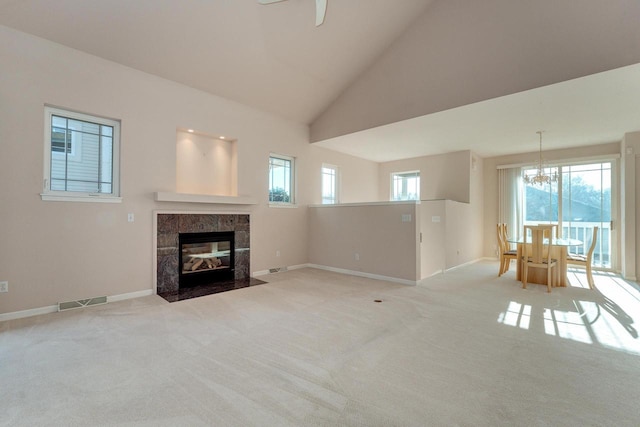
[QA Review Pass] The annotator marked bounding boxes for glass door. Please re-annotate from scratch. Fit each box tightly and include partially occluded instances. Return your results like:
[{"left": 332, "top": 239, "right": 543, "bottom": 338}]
[
  {"left": 521, "top": 161, "right": 613, "bottom": 269},
  {"left": 560, "top": 162, "right": 612, "bottom": 268}
]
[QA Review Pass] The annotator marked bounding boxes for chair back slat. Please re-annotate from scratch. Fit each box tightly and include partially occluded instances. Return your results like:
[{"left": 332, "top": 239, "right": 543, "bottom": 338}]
[
  {"left": 537, "top": 223, "right": 559, "bottom": 238},
  {"left": 497, "top": 224, "right": 503, "bottom": 253},
  {"left": 586, "top": 226, "right": 599, "bottom": 258},
  {"left": 501, "top": 224, "right": 510, "bottom": 251},
  {"left": 524, "top": 225, "right": 555, "bottom": 263},
  {"left": 522, "top": 224, "right": 557, "bottom": 292}
]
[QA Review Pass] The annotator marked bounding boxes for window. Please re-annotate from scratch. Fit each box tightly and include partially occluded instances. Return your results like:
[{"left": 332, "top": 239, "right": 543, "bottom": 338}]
[
  {"left": 321, "top": 164, "right": 338, "bottom": 204},
  {"left": 42, "top": 106, "right": 120, "bottom": 202},
  {"left": 391, "top": 171, "right": 420, "bottom": 201},
  {"left": 269, "top": 154, "right": 295, "bottom": 204}
]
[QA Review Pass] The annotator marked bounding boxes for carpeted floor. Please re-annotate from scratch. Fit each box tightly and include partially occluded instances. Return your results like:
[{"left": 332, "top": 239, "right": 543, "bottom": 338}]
[{"left": 1, "top": 261, "right": 639, "bottom": 426}]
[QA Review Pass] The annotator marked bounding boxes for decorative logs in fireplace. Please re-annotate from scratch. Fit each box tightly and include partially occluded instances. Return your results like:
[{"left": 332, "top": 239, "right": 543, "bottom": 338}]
[{"left": 179, "top": 231, "right": 235, "bottom": 286}]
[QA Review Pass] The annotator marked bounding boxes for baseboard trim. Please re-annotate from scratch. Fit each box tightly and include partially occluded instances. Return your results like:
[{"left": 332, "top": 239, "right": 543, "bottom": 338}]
[
  {"left": 307, "top": 264, "right": 417, "bottom": 286},
  {"left": 0, "top": 305, "right": 59, "bottom": 322},
  {"left": 444, "top": 258, "right": 484, "bottom": 273},
  {"left": 252, "top": 269, "right": 270, "bottom": 277},
  {"left": 253, "top": 264, "right": 311, "bottom": 277},
  {"left": 108, "top": 289, "right": 154, "bottom": 303},
  {"left": 0, "top": 288, "right": 155, "bottom": 323},
  {"left": 253, "top": 263, "right": 416, "bottom": 285}
]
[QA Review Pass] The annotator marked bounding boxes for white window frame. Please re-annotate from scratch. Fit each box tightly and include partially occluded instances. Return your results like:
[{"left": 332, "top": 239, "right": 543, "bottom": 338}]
[
  {"left": 268, "top": 153, "right": 296, "bottom": 206},
  {"left": 321, "top": 163, "right": 339, "bottom": 204},
  {"left": 41, "top": 106, "right": 121, "bottom": 203},
  {"left": 391, "top": 170, "right": 420, "bottom": 201}
]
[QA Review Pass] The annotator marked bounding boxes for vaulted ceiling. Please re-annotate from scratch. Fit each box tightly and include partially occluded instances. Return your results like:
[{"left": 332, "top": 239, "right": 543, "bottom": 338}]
[{"left": 1, "top": 0, "right": 640, "bottom": 161}]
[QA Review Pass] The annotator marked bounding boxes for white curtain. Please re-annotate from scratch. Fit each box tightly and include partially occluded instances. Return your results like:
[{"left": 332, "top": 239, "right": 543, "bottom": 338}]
[{"left": 497, "top": 167, "right": 523, "bottom": 239}]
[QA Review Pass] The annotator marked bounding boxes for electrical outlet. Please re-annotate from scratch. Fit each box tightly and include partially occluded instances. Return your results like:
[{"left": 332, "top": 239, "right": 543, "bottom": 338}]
[
  {"left": 276, "top": 250, "right": 281, "bottom": 257},
  {"left": 127, "top": 213, "right": 135, "bottom": 222},
  {"left": 0, "top": 281, "right": 8, "bottom": 293},
  {"left": 355, "top": 253, "right": 360, "bottom": 261}
]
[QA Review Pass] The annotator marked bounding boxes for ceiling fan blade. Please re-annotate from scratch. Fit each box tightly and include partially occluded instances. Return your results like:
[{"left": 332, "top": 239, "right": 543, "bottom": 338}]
[
  {"left": 315, "top": 0, "right": 327, "bottom": 26},
  {"left": 259, "top": 0, "right": 327, "bottom": 26}
]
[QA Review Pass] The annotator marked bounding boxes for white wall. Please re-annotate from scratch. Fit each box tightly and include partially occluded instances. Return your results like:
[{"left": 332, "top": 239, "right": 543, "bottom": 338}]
[
  {"left": 444, "top": 200, "right": 477, "bottom": 269},
  {"left": 418, "top": 201, "right": 446, "bottom": 278},
  {"left": 379, "top": 151, "right": 471, "bottom": 203},
  {"left": 622, "top": 132, "right": 640, "bottom": 280},
  {"left": 0, "top": 25, "right": 380, "bottom": 314},
  {"left": 380, "top": 150, "right": 484, "bottom": 273},
  {"left": 308, "top": 203, "right": 419, "bottom": 282},
  {"left": 306, "top": 146, "right": 379, "bottom": 205}
]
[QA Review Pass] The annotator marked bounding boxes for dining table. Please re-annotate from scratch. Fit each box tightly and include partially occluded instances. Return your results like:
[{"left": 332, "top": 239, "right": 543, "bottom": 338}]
[{"left": 507, "top": 236, "right": 583, "bottom": 287}]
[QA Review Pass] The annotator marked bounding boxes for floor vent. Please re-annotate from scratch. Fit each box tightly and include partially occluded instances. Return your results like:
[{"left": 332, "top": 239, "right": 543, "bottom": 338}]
[
  {"left": 58, "top": 296, "right": 108, "bottom": 312},
  {"left": 269, "top": 267, "right": 288, "bottom": 274}
]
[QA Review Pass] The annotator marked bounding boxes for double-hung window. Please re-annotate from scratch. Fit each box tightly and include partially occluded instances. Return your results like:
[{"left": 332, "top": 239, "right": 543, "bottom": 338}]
[
  {"left": 391, "top": 171, "right": 420, "bottom": 201},
  {"left": 321, "top": 164, "right": 338, "bottom": 204},
  {"left": 269, "top": 153, "right": 295, "bottom": 205},
  {"left": 42, "top": 106, "right": 121, "bottom": 202}
]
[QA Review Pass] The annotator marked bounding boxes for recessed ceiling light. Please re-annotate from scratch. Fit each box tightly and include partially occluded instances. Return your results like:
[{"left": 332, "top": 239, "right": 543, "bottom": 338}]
[
  {"left": 220, "top": 136, "right": 225, "bottom": 140},
  {"left": 187, "top": 129, "right": 194, "bottom": 133}
]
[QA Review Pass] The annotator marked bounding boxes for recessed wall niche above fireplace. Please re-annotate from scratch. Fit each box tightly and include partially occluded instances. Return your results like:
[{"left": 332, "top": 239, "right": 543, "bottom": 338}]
[
  {"left": 176, "top": 130, "right": 237, "bottom": 197},
  {"left": 156, "top": 213, "right": 251, "bottom": 300}
]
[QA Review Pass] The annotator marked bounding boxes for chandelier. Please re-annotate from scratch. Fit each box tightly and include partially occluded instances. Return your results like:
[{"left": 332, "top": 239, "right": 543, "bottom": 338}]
[{"left": 523, "top": 131, "right": 558, "bottom": 186}]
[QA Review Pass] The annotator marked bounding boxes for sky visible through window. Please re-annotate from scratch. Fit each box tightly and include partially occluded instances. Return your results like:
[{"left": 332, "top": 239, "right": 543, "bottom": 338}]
[{"left": 269, "top": 155, "right": 292, "bottom": 203}]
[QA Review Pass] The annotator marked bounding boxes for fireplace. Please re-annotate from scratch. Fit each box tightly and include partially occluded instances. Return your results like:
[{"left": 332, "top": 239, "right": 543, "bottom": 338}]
[
  {"left": 156, "top": 213, "right": 263, "bottom": 302},
  {"left": 179, "top": 231, "right": 235, "bottom": 286},
  {"left": 156, "top": 213, "right": 251, "bottom": 298}
]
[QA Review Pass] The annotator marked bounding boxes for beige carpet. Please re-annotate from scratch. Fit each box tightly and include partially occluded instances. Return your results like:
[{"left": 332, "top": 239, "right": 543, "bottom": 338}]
[{"left": 1, "top": 261, "right": 639, "bottom": 426}]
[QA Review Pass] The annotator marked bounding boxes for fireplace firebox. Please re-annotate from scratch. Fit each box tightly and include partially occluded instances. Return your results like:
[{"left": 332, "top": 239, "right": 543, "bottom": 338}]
[{"left": 179, "top": 231, "right": 235, "bottom": 286}]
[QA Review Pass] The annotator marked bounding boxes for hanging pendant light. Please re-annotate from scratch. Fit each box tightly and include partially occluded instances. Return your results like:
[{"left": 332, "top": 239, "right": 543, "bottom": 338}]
[{"left": 523, "top": 131, "right": 558, "bottom": 185}]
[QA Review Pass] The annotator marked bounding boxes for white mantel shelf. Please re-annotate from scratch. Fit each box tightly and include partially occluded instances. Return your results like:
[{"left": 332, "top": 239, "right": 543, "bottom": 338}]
[{"left": 154, "top": 192, "right": 257, "bottom": 205}]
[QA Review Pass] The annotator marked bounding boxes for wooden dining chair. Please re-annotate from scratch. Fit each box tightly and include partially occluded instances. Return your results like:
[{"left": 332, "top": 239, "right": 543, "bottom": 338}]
[
  {"left": 496, "top": 224, "right": 505, "bottom": 275},
  {"left": 567, "top": 227, "right": 598, "bottom": 289},
  {"left": 537, "top": 223, "right": 560, "bottom": 238},
  {"left": 522, "top": 225, "right": 557, "bottom": 292},
  {"left": 497, "top": 224, "right": 517, "bottom": 276}
]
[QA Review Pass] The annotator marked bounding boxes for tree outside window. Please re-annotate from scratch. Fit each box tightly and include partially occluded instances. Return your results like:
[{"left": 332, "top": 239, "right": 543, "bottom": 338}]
[{"left": 269, "top": 154, "right": 294, "bottom": 204}]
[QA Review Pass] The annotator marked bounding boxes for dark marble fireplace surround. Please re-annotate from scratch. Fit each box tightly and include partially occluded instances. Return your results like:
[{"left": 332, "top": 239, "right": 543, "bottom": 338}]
[{"left": 156, "top": 213, "right": 250, "bottom": 296}]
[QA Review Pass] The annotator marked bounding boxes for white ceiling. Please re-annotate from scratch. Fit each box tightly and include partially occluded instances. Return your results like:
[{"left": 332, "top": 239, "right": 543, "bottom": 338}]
[
  {"left": 315, "top": 63, "right": 640, "bottom": 162},
  {"left": 1, "top": 0, "right": 639, "bottom": 162},
  {"left": 0, "top": 0, "right": 433, "bottom": 125}
]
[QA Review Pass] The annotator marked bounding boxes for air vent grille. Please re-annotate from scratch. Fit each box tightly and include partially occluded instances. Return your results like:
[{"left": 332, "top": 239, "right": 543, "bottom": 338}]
[{"left": 58, "top": 296, "right": 107, "bottom": 311}]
